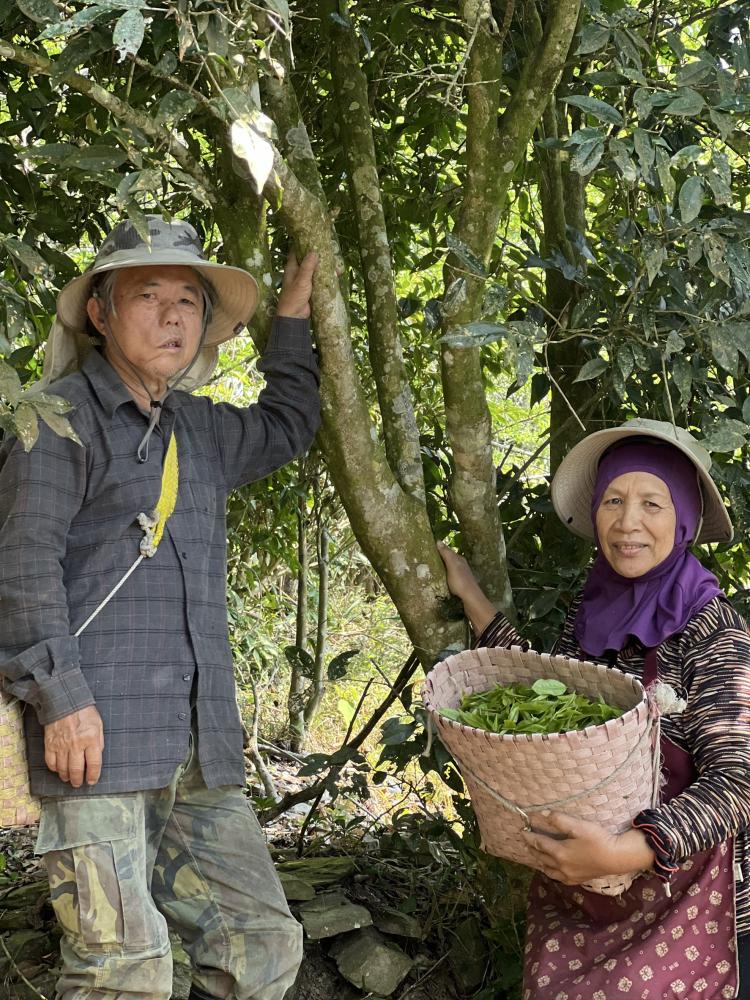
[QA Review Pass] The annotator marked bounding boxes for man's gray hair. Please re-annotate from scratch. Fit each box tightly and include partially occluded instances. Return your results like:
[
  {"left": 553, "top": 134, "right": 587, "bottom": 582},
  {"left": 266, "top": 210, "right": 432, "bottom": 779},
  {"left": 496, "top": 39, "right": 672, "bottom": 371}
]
[{"left": 89, "top": 267, "right": 216, "bottom": 336}]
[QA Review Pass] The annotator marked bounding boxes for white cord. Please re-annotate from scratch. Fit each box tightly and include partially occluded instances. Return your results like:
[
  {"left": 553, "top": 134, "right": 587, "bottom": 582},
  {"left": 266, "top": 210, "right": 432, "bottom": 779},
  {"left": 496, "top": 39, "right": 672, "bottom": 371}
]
[{"left": 73, "top": 555, "right": 144, "bottom": 637}]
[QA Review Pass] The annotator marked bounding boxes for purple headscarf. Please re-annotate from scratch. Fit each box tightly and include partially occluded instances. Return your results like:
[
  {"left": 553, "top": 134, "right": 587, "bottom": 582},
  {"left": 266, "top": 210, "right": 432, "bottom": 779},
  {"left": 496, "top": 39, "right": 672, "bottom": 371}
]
[{"left": 573, "top": 439, "right": 724, "bottom": 656}]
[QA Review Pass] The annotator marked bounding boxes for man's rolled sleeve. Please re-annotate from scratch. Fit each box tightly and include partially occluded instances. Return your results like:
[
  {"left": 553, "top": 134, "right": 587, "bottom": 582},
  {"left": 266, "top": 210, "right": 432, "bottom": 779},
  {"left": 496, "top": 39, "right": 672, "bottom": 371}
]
[
  {"left": 0, "top": 421, "right": 92, "bottom": 723},
  {"left": 4, "top": 637, "right": 94, "bottom": 725},
  {"left": 215, "top": 316, "right": 321, "bottom": 491}
]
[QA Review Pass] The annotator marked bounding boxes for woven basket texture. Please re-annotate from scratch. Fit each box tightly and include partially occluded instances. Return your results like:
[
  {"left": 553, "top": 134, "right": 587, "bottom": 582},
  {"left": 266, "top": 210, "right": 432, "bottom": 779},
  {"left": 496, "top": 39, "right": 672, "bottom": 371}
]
[
  {"left": 0, "top": 684, "right": 40, "bottom": 827},
  {"left": 423, "top": 646, "right": 657, "bottom": 896}
]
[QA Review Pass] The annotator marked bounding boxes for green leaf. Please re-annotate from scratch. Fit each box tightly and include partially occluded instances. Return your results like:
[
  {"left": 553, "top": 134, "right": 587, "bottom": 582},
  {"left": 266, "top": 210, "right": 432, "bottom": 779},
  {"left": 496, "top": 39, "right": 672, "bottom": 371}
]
[
  {"left": 442, "top": 276, "right": 468, "bottom": 319},
  {"left": 336, "top": 699, "right": 355, "bottom": 728},
  {"left": 670, "top": 145, "right": 703, "bottom": 169},
  {"left": 711, "top": 326, "right": 737, "bottom": 375},
  {"left": 33, "top": 403, "right": 83, "bottom": 446},
  {"left": 678, "top": 176, "right": 704, "bottom": 224},
  {"left": 565, "top": 95, "right": 623, "bottom": 126},
  {"left": 446, "top": 232, "right": 486, "bottom": 277},
  {"left": 380, "top": 718, "right": 417, "bottom": 745},
  {"left": 327, "top": 649, "right": 359, "bottom": 681},
  {"left": 16, "top": 0, "right": 60, "bottom": 25},
  {"left": 573, "top": 357, "right": 608, "bottom": 382},
  {"left": 703, "top": 420, "right": 748, "bottom": 454},
  {"left": 284, "top": 645, "right": 315, "bottom": 680},
  {"left": 664, "top": 331, "right": 685, "bottom": 359},
  {"left": 633, "top": 128, "right": 654, "bottom": 170},
  {"left": 156, "top": 90, "right": 199, "bottom": 124},
  {"left": 532, "top": 678, "right": 567, "bottom": 697},
  {"left": 645, "top": 244, "right": 666, "bottom": 285},
  {"left": 616, "top": 344, "right": 634, "bottom": 381},
  {"left": 2, "top": 237, "right": 48, "bottom": 276},
  {"left": 665, "top": 89, "right": 705, "bottom": 117},
  {"left": 570, "top": 136, "right": 605, "bottom": 175},
  {"left": 482, "top": 283, "right": 509, "bottom": 318},
  {"left": 726, "top": 321, "right": 750, "bottom": 361},
  {"left": 654, "top": 148, "right": 675, "bottom": 204},
  {"left": 113, "top": 8, "right": 145, "bottom": 60},
  {"left": 671, "top": 355, "right": 692, "bottom": 403},
  {"left": 63, "top": 146, "right": 129, "bottom": 171},
  {"left": 710, "top": 109, "right": 734, "bottom": 140},
  {"left": 707, "top": 167, "right": 732, "bottom": 207},
  {"left": 0, "top": 361, "right": 23, "bottom": 405},
  {"left": 704, "top": 235, "right": 731, "bottom": 285},
  {"left": 441, "top": 322, "right": 508, "bottom": 348},
  {"left": 11, "top": 401, "right": 39, "bottom": 452},
  {"left": 211, "top": 87, "right": 259, "bottom": 124},
  {"left": 632, "top": 88, "right": 654, "bottom": 119},
  {"left": 576, "top": 23, "right": 610, "bottom": 55},
  {"left": 38, "top": 4, "right": 108, "bottom": 39},
  {"left": 609, "top": 138, "right": 638, "bottom": 183}
]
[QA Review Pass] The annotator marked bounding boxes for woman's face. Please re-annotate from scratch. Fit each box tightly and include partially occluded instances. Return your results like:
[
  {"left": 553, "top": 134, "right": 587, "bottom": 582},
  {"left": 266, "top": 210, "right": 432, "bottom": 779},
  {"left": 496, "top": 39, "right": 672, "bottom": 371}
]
[{"left": 595, "top": 471, "right": 677, "bottom": 578}]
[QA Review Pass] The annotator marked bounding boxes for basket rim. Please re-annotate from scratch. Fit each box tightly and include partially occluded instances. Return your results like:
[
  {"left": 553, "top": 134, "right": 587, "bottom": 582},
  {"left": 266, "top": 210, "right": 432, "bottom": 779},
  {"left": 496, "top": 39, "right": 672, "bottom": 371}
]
[{"left": 423, "top": 645, "right": 648, "bottom": 744}]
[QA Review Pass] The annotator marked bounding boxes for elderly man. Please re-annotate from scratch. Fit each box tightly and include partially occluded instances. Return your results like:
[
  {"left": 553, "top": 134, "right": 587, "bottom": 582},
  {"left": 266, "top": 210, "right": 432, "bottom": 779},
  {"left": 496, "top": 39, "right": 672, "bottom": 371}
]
[{"left": 0, "top": 216, "right": 320, "bottom": 1000}]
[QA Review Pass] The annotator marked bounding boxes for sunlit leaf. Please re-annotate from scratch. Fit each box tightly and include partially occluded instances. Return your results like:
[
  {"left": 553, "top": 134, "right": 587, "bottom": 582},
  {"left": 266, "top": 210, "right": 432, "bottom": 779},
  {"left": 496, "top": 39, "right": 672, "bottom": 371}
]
[
  {"left": 446, "top": 233, "right": 486, "bottom": 277},
  {"left": 573, "top": 357, "right": 608, "bottom": 382},
  {"left": 112, "top": 8, "right": 145, "bottom": 60},
  {"left": 566, "top": 95, "right": 623, "bottom": 126},
  {"left": 231, "top": 119, "right": 276, "bottom": 196},
  {"left": 16, "top": 0, "right": 60, "bottom": 25},
  {"left": 678, "top": 176, "right": 704, "bottom": 224},
  {"left": 703, "top": 420, "right": 748, "bottom": 454},
  {"left": 0, "top": 361, "right": 23, "bottom": 405}
]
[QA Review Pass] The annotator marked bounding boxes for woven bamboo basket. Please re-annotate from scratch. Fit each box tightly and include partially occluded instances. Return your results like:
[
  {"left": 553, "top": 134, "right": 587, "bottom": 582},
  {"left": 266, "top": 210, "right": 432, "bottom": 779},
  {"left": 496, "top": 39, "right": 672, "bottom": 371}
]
[
  {"left": 0, "top": 683, "right": 40, "bottom": 827},
  {"left": 423, "top": 646, "right": 658, "bottom": 896}
]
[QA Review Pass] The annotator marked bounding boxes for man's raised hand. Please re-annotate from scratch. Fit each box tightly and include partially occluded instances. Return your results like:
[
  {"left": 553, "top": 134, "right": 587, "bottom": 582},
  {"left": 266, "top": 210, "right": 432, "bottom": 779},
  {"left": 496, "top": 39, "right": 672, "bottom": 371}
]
[{"left": 276, "top": 252, "right": 319, "bottom": 319}]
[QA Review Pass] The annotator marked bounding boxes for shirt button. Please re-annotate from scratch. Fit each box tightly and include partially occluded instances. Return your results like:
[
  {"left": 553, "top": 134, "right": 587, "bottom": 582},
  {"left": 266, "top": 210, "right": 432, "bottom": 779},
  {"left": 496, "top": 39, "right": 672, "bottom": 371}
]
[
  {"left": 182, "top": 674, "right": 191, "bottom": 682},
  {"left": 178, "top": 712, "right": 187, "bottom": 721}
]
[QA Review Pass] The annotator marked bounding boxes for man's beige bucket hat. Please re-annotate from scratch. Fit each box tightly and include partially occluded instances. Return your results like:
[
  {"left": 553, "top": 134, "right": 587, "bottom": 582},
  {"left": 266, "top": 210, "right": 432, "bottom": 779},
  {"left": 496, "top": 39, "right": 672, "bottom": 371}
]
[
  {"left": 551, "top": 418, "right": 733, "bottom": 545},
  {"left": 43, "top": 215, "right": 258, "bottom": 390}
]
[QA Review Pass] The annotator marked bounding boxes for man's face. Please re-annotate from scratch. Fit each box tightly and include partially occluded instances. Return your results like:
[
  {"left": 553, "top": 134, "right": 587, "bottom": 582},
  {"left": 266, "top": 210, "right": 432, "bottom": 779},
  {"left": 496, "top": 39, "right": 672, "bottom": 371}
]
[{"left": 87, "top": 265, "right": 205, "bottom": 387}]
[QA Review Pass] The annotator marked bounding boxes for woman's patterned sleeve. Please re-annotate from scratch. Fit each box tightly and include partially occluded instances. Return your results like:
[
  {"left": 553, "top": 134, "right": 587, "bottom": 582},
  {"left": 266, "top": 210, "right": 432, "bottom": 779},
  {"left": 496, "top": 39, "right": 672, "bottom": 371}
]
[
  {"left": 633, "top": 608, "right": 750, "bottom": 870},
  {"left": 474, "top": 613, "right": 527, "bottom": 650}
]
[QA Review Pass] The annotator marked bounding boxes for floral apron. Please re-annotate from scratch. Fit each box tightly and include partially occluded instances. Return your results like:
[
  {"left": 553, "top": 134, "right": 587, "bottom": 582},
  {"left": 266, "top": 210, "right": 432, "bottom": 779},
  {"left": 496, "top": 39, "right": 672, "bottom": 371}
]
[{"left": 523, "top": 650, "right": 738, "bottom": 999}]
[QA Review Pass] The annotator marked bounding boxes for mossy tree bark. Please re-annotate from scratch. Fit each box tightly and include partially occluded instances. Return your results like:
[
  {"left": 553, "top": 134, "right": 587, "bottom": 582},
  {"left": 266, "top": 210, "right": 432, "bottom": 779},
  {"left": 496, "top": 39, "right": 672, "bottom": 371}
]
[{"left": 439, "top": 0, "right": 582, "bottom": 611}]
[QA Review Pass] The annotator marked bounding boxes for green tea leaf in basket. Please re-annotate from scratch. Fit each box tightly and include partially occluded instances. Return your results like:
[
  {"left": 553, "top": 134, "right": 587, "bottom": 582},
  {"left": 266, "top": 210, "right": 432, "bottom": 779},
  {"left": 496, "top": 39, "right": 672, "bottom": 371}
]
[
  {"left": 439, "top": 678, "right": 624, "bottom": 736},
  {"left": 532, "top": 678, "right": 567, "bottom": 697}
]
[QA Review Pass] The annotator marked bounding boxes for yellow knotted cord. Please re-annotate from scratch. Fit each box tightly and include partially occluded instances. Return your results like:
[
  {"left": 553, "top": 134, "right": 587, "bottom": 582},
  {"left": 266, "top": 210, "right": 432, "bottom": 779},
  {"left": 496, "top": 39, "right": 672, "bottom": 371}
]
[
  {"left": 137, "top": 433, "right": 179, "bottom": 557},
  {"left": 74, "top": 434, "right": 179, "bottom": 637}
]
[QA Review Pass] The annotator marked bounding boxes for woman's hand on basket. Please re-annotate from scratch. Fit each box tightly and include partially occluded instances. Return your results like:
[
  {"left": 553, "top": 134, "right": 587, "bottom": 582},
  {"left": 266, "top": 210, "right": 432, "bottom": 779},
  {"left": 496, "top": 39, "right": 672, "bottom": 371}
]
[{"left": 522, "top": 810, "right": 655, "bottom": 884}]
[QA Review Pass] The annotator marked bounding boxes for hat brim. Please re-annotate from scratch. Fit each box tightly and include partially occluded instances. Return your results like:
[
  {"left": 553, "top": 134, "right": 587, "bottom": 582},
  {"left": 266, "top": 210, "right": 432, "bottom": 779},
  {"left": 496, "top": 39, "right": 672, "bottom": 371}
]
[
  {"left": 56, "top": 249, "right": 258, "bottom": 347},
  {"left": 551, "top": 425, "right": 733, "bottom": 545}
]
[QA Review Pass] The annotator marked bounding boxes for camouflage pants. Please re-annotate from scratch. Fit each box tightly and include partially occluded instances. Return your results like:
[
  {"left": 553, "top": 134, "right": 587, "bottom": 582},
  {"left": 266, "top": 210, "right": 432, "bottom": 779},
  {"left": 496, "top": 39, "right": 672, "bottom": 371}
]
[{"left": 35, "top": 734, "right": 302, "bottom": 1000}]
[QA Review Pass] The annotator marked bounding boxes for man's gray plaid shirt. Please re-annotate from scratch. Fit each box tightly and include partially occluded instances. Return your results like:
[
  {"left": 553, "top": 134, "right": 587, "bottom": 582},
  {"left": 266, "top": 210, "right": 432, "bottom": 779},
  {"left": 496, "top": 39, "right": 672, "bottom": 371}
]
[{"left": 0, "top": 318, "right": 320, "bottom": 796}]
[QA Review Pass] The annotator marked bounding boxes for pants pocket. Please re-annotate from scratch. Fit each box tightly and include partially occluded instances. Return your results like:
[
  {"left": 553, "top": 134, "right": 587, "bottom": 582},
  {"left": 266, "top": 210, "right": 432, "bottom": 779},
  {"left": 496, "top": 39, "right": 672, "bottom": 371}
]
[{"left": 38, "top": 794, "right": 162, "bottom": 951}]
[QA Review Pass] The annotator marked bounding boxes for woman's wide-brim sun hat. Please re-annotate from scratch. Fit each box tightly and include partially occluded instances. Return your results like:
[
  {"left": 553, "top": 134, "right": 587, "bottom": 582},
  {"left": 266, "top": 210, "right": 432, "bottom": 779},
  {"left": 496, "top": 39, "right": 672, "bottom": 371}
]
[
  {"left": 44, "top": 215, "right": 259, "bottom": 390},
  {"left": 551, "top": 418, "right": 733, "bottom": 545}
]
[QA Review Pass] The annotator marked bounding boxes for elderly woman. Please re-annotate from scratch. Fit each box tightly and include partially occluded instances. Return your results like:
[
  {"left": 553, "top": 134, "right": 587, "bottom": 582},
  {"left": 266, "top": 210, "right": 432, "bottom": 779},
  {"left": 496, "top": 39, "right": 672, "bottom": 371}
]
[{"left": 439, "top": 418, "right": 750, "bottom": 1000}]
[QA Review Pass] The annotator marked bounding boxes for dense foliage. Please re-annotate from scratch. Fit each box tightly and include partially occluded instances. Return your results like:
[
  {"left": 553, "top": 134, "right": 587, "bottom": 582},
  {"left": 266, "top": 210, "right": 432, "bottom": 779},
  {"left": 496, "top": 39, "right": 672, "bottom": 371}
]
[{"left": 1, "top": 4, "right": 749, "bottom": 992}]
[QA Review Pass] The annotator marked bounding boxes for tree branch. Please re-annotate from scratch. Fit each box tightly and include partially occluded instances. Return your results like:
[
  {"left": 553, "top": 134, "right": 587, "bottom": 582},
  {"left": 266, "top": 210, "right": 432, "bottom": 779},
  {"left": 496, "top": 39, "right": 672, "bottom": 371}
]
[
  {"left": 261, "top": 652, "right": 420, "bottom": 823},
  {"left": 325, "top": 3, "right": 426, "bottom": 503},
  {"left": 439, "top": 0, "right": 581, "bottom": 611}
]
